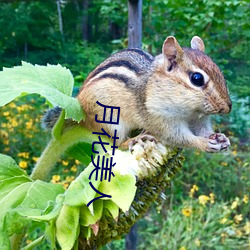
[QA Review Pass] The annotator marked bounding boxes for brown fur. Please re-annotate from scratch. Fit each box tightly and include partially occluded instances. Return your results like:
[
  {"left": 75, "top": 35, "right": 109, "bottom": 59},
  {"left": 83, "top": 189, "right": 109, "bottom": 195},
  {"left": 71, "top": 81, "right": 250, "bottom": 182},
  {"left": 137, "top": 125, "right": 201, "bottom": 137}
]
[{"left": 77, "top": 36, "right": 231, "bottom": 152}]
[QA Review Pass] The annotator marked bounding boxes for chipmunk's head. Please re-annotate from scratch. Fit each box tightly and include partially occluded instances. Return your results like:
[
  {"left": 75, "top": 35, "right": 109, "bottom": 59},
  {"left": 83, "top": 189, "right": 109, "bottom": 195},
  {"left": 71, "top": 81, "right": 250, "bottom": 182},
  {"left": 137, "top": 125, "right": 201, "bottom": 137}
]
[{"left": 158, "top": 36, "right": 232, "bottom": 115}]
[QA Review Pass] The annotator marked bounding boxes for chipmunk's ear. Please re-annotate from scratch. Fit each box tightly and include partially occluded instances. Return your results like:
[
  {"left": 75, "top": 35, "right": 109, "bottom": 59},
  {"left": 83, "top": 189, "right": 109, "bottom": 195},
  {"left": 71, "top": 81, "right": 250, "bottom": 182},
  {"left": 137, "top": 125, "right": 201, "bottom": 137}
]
[
  {"left": 191, "top": 36, "right": 205, "bottom": 52},
  {"left": 162, "top": 36, "right": 184, "bottom": 63}
]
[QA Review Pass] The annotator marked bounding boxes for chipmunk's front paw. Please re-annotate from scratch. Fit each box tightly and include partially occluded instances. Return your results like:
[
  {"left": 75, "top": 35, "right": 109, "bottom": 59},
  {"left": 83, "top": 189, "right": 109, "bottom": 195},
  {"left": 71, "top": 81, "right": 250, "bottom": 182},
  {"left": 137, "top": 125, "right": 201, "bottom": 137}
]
[
  {"left": 206, "top": 133, "right": 230, "bottom": 152},
  {"left": 129, "top": 134, "right": 156, "bottom": 152}
]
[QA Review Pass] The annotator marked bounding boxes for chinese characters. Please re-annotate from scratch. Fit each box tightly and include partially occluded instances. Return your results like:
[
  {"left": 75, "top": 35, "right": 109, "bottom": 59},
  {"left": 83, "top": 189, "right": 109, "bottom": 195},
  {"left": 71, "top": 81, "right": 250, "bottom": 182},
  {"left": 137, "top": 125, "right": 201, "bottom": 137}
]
[{"left": 87, "top": 101, "right": 120, "bottom": 207}]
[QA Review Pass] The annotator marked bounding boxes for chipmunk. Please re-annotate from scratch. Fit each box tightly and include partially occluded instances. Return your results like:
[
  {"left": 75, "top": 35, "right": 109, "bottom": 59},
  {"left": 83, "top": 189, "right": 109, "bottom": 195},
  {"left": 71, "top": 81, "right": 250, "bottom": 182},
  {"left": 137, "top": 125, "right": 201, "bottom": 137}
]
[{"left": 44, "top": 36, "right": 232, "bottom": 153}]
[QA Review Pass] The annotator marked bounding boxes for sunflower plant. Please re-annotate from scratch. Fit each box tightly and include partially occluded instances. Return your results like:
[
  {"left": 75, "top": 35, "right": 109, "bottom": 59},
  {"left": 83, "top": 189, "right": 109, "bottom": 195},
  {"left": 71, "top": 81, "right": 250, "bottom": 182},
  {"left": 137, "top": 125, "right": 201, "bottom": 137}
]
[{"left": 0, "top": 62, "right": 182, "bottom": 249}]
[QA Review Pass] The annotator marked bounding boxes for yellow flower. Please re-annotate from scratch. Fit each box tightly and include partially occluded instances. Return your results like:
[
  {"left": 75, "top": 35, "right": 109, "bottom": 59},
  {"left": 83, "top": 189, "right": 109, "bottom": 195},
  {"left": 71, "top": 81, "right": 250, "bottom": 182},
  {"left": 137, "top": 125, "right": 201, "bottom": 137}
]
[
  {"left": 182, "top": 207, "right": 192, "bottom": 217},
  {"left": 9, "top": 102, "right": 16, "bottom": 108},
  {"left": 17, "top": 106, "right": 24, "bottom": 112},
  {"left": 0, "top": 130, "right": 8, "bottom": 138},
  {"left": 26, "top": 121, "right": 33, "bottom": 129},
  {"left": 220, "top": 217, "right": 228, "bottom": 224},
  {"left": 3, "top": 138, "right": 9, "bottom": 145},
  {"left": 209, "top": 193, "right": 215, "bottom": 204},
  {"left": 71, "top": 165, "right": 77, "bottom": 172},
  {"left": 234, "top": 214, "right": 243, "bottom": 224},
  {"left": 19, "top": 161, "right": 28, "bottom": 169},
  {"left": 198, "top": 195, "right": 210, "bottom": 206},
  {"left": 75, "top": 159, "right": 81, "bottom": 165},
  {"left": 179, "top": 247, "right": 186, "bottom": 250},
  {"left": 231, "top": 198, "right": 240, "bottom": 209},
  {"left": 26, "top": 239, "right": 32, "bottom": 244},
  {"left": 243, "top": 195, "right": 248, "bottom": 204},
  {"left": 51, "top": 175, "right": 61, "bottom": 183},
  {"left": 66, "top": 176, "right": 75, "bottom": 182},
  {"left": 221, "top": 232, "right": 227, "bottom": 238},
  {"left": 18, "top": 152, "right": 30, "bottom": 159},
  {"left": 17, "top": 105, "right": 31, "bottom": 112},
  {"left": 4, "top": 147, "right": 10, "bottom": 152},
  {"left": 244, "top": 221, "right": 250, "bottom": 234},
  {"left": 3, "top": 111, "right": 9, "bottom": 116},
  {"left": 189, "top": 184, "right": 199, "bottom": 197},
  {"left": 27, "top": 134, "right": 33, "bottom": 139},
  {"left": 194, "top": 238, "right": 201, "bottom": 247},
  {"left": 32, "top": 157, "right": 39, "bottom": 162},
  {"left": 62, "top": 160, "right": 69, "bottom": 166},
  {"left": 221, "top": 162, "right": 228, "bottom": 167},
  {"left": 11, "top": 119, "right": 18, "bottom": 127},
  {"left": 232, "top": 150, "right": 237, "bottom": 156},
  {"left": 236, "top": 229, "right": 243, "bottom": 237},
  {"left": 235, "top": 157, "right": 242, "bottom": 163}
]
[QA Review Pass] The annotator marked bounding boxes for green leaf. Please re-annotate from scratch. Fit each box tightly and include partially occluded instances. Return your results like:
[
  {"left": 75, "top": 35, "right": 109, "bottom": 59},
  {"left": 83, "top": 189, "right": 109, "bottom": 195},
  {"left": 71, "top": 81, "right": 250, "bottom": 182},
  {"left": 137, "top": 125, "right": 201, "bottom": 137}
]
[
  {"left": 0, "top": 231, "right": 10, "bottom": 250},
  {"left": 0, "top": 181, "right": 64, "bottom": 238},
  {"left": 0, "top": 154, "right": 30, "bottom": 181},
  {"left": 64, "top": 165, "right": 100, "bottom": 209},
  {"left": 20, "top": 181, "right": 64, "bottom": 212},
  {"left": 45, "top": 220, "right": 56, "bottom": 249},
  {"left": 79, "top": 200, "right": 103, "bottom": 227},
  {"left": 0, "top": 183, "right": 33, "bottom": 247},
  {"left": 0, "top": 154, "right": 65, "bottom": 243},
  {"left": 103, "top": 200, "right": 119, "bottom": 219},
  {"left": 99, "top": 169, "right": 136, "bottom": 212},
  {"left": 27, "top": 200, "right": 63, "bottom": 222},
  {"left": 0, "top": 182, "right": 32, "bottom": 217},
  {"left": 0, "top": 176, "right": 31, "bottom": 201},
  {"left": 56, "top": 205, "right": 80, "bottom": 250},
  {"left": 21, "top": 235, "right": 45, "bottom": 250},
  {"left": 2, "top": 210, "right": 30, "bottom": 237},
  {"left": 66, "top": 142, "right": 94, "bottom": 166},
  {"left": 80, "top": 226, "right": 92, "bottom": 240},
  {"left": 0, "top": 62, "right": 85, "bottom": 122},
  {"left": 65, "top": 151, "right": 137, "bottom": 213}
]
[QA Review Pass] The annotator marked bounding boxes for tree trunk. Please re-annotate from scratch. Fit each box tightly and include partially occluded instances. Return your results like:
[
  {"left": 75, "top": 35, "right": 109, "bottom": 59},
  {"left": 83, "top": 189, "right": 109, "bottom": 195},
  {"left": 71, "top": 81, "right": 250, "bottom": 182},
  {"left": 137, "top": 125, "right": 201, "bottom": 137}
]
[
  {"left": 82, "top": 0, "right": 89, "bottom": 41},
  {"left": 125, "top": 223, "right": 137, "bottom": 250},
  {"left": 56, "top": 0, "right": 63, "bottom": 36},
  {"left": 128, "top": 0, "right": 142, "bottom": 48}
]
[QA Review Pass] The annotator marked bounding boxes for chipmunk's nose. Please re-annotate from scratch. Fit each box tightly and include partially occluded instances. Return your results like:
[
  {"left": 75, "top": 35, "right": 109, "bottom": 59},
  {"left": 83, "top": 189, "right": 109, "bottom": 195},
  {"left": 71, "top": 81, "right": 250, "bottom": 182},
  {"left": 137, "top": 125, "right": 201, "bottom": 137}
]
[
  {"left": 228, "top": 101, "right": 232, "bottom": 112},
  {"left": 219, "top": 101, "right": 232, "bottom": 114}
]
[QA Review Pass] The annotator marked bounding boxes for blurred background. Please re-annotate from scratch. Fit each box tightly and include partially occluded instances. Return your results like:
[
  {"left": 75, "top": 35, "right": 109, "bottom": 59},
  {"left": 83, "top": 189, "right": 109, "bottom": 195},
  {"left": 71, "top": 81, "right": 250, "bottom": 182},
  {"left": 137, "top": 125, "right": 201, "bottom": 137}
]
[{"left": 0, "top": 0, "right": 249, "bottom": 249}]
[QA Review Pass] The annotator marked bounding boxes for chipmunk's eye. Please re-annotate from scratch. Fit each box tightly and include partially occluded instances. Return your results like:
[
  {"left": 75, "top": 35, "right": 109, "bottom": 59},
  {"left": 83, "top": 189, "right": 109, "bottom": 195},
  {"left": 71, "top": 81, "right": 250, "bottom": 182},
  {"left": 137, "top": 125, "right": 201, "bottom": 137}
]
[{"left": 190, "top": 72, "right": 204, "bottom": 87}]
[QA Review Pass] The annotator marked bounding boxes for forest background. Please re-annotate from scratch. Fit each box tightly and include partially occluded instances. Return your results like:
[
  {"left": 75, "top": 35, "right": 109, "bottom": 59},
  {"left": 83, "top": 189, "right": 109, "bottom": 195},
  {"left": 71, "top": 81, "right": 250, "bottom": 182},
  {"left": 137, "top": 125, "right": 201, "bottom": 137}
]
[{"left": 0, "top": 0, "right": 249, "bottom": 249}]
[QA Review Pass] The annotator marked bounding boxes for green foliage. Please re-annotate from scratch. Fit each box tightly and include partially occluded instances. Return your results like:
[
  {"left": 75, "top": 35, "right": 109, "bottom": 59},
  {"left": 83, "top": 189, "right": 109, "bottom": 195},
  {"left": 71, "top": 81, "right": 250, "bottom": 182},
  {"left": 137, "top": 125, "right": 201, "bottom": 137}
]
[
  {"left": 0, "top": 62, "right": 84, "bottom": 121},
  {"left": 177, "top": 147, "right": 250, "bottom": 202},
  {"left": 108, "top": 142, "right": 250, "bottom": 249},
  {"left": 0, "top": 0, "right": 249, "bottom": 100},
  {"left": 0, "top": 128, "right": 169, "bottom": 249},
  {"left": 66, "top": 142, "right": 94, "bottom": 166},
  {"left": 0, "top": 62, "right": 180, "bottom": 249},
  {"left": 142, "top": 0, "right": 250, "bottom": 99},
  {"left": 61, "top": 42, "right": 110, "bottom": 86},
  {"left": 138, "top": 197, "right": 249, "bottom": 249},
  {"left": 0, "top": 1, "right": 249, "bottom": 249},
  {"left": 0, "top": 62, "right": 138, "bottom": 248},
  {"left": 0, "top": 154, "right": 64, "bottom": 249},
  {"left": 214, "top": 96, "right": 250, "bottom": 140},
  {"left": 0, "top": 68, "right": 249, "bottom": 249}
]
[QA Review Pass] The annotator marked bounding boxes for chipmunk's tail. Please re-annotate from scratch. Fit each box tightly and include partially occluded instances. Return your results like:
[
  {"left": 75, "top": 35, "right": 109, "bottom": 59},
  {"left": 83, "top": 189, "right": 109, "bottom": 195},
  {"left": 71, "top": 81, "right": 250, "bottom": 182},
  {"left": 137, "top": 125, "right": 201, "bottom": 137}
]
[{"left": 41, "top": 106, "right": 62, "bottom": 130}]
